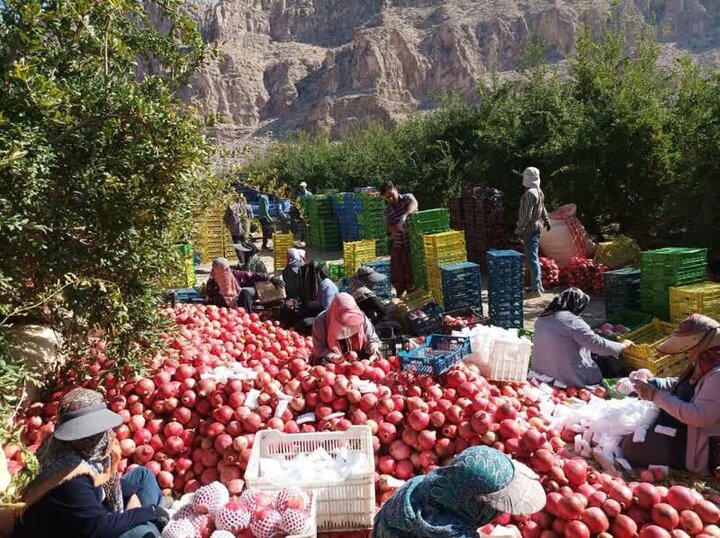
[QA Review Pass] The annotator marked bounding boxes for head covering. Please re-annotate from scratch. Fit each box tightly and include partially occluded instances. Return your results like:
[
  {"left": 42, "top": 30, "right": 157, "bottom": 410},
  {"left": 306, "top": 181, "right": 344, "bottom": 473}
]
[
  {"left": 352, "top": 266, "right": 387, "bottom": 288},
  {"left": 211, "top": 257, "right": 242, "bottom": 307},
  {"left": 541, "top": 288, "right": 590, "bottom": 317},
  {"left": 326, "top": 293, "right": 366, "bottom": 354},
  {"left": 300, "top": 182, "right": 307, "bottom": 188},
  {"left": 657, "top": 314, "right": 720, "bottom": 355},
  {"left": 287, "top": 248, "right": 307, "bottom": 265},
  {"left": 301, "top": 260, "right": 330, "bottom": 301},
  {"left": 373, "top": 446, "right": 546, "bottom": 538},
  {"left": 522, "top": 167, "right": 541, "bottom": 189},
  {"left": 23, "top": 389, "right": 124, "bottom": 512}
]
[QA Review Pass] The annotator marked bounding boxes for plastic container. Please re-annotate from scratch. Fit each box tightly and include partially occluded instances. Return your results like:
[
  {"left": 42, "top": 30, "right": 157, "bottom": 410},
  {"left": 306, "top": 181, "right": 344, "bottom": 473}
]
[
  {"left": 244, "top": 427, "right": 375, "bottom": 533},
  {"left": 405, "top": 301, "right": 444, "bottom": 336},
  {"left": 273, "top": 232, "right": 295, "bottom": 272},
  {"left": 464, "top": 325, "right": 532, "bottom": 382},
  {"left": 399, "top": 334, "right": 471, "bottom": 376},
  {"left": 621, "top": 319, "right": 686, "bottom": 375},
  {"left": 669, "top": 282, "right": 720, "bottom": 324}
]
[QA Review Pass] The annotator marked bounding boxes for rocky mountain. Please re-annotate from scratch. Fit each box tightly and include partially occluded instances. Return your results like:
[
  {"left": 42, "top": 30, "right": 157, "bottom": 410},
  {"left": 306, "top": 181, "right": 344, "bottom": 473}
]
[{"left": 177, "top": 0, "right": 720, "bottom": 165}]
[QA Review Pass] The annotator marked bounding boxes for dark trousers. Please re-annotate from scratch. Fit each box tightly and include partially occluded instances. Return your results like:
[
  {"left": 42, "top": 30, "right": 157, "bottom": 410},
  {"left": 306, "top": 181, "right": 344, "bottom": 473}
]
[
  {"left": 390, "top": 243, "right": 414, "bottom": 297},
  {"left": 231, "top": 234, "right": 247, "bottom": 264},
  {"left": 238, "top": 287, "right": 256, "bottom": 314},
  {"left": 259, "top": 218, "right": 273, "bottom": 249}
]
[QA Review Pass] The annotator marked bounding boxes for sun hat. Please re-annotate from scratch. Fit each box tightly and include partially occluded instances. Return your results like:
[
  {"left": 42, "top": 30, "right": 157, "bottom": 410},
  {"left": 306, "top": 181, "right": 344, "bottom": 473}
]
[
  {"left": 657, "top": 313, "right": 720, "bottom": 355},
  {"left": 352, "top": 266, "right": 387, "bottom": 286},
  {"left": 53, "top": 388, "right": 124, "bottom": 442}
]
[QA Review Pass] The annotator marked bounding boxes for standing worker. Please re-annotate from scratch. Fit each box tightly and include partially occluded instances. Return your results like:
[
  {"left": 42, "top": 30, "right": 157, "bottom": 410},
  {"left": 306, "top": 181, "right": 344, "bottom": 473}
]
[
  {"left": 298, "top": 182, "right": 312, "bottom": 197},
  {"left": 258, "top": 193, "right": 273, "bottom": 251},
  {"left": 380, "top": 181, "right": 418, "bottom": 298},
  {"left": 224, "top": 192, "right": 254, "bottom": 264},
  {"left": 516, "top": 167, "right": 551, "bottom": 299}
]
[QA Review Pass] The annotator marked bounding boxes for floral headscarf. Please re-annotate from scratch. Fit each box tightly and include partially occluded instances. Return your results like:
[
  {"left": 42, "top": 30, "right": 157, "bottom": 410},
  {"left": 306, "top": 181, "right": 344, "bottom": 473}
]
[
  {"left": 23, "top": 388, "right": 123, "bottom": 513},
  {"left": 541, "top": 288, "right": 590, "bottom": 317}
]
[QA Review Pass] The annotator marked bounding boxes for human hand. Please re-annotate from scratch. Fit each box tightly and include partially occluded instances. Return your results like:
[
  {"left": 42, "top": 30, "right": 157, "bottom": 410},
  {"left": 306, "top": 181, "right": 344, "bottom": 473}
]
[
  {"left": 153, "top": 505, "right": 171, "bottom": 526},
  {"left": 368, "top": 343, "right": 381, "bottom": 361},
  {"left": 620, "top": 339, "right": 634, "bottom": 350},
  {"left": 327, "top": 353, "right": 343, "bottom": 364},
  {"left": 632, "top": 379, "right": 659, "bottom": 402},
  {"left": 126, "top": 494, "right": 141, "bottom": 510}
]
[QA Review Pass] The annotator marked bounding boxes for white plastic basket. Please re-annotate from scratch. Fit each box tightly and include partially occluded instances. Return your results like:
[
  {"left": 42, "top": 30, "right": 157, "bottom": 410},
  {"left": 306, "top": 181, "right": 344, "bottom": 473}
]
[
  {"left": 288, "top": 492, "right": 318, "bottom": 538},
  {"left": 484, "top": 337, "right": 532, "bottom": 382},
  {"left": 245, "top": 426, "right": 376, "bottom": 532}
]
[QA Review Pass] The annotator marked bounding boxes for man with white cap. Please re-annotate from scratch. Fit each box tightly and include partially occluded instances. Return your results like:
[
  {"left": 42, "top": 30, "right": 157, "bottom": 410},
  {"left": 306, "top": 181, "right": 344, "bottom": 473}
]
[
  {"left": 298, "top": 181, "right": 312, "bottom": 198},
  {"left": 623, "top": 314, "right": 720, "bottom": 474},
  {"left": 516, "top": 167, "right": 551, "bottom": 299}
]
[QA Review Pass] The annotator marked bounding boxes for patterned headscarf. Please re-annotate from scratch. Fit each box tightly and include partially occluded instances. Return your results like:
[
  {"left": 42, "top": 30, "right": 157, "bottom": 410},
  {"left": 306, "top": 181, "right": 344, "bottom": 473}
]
[
  {"left": 373, "top": 446, "right": 513, "bottom": 537},
  {"left": 23, "top": 389, "right": 123, "bottom": 512},
  {"left": 211, "top": 257, "right": 242, "bottom": 307},
  {"left": 541, "top": 288, "right": 590, "bottom": 317}
]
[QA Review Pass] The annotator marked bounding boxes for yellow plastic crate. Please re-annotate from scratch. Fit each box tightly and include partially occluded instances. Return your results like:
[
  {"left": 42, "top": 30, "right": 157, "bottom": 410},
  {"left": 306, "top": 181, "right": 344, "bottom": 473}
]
[
  {"left": 669, "top": 282, "right": 720, "bottom": 324},
  {"left": 273, "top": 232, "right": 296, "bottom": 272},
  {"left": 423, "top": 231, "right": 467, "bottom": 307},
  {"left": 621, "top": 319, "right": 684, "bottom": 375},
  {"left": 343, "top": 240, "right": 377, "bottom": 275},
  {"left": 593, "top": 235, "right": 641, "bottom": 269}
]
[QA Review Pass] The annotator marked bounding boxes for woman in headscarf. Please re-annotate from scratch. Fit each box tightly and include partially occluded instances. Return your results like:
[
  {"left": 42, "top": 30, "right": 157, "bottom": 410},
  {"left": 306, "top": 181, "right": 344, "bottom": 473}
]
[
  {"left": 311, "top": 293, "right": 381, "bottom": 364},
  {"left": 623, "top": 314, "right": 720, "bottom": 474},
  {"left": 531, "top": 288, "right": 633, "bottom": 387},
  {"left": 515, "top": 167, "right": 551, "bottom": 298},
  {"left": 373, "top": 445, "right": 546, "bottom": 538},
  {"left": 348, "top": 266, "right": 395, "bottom": 324},
  {"left": 282, "top": 248, "right": 307, "bottom": 300},
  {"left": 13, "top": 388, "right": 169, "bottom": 538},
  {"left": 204, "top": 257, "right": 283, "bottom": 314},
  {"left": 301, "top": 260, "right": 338, "bottom": 314}
]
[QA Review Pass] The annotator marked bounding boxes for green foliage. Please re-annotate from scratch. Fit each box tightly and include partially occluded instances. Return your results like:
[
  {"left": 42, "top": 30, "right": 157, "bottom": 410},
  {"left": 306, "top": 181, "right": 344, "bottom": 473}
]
[
  {"left": 0, "top": 0, "right": 213, "bottom": 377},
  {"left": 239, "top": 18, "right": 720, "bottom": 256}
]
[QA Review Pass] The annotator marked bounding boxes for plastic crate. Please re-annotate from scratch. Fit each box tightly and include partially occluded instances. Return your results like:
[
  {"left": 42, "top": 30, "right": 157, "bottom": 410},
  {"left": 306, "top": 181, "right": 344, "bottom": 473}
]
[
  {"left": 245, "top": 427, "right": 375, "bottom": 532},
  {"left": 621, "top": 319, "right": 687, "bottom": 375},
  {"left": 442, "top": 306, "right": 487, "bottom": 333},
  {"left": 399, "top": 334, "right": 471, "bottom": 376},
  {"left": 593, "top": 235, "right": 641, "bottom": 269},
  {"left": 483, "top": 336, "right": 532, "bottom": 382},
  {"left": 669, "top": 282, "right": 720, "bottom": 324},
  {"left": 406, "top": 300, "right": 444, "bottom": 336},
  {"left": 343, "top": 240, "right": 377, "bottom": 275},
  {"left": 440, "top": 261, "right": 483, "bottom": 311},
  {"left": 604, "top": 268, "right": 641, "bottom": 316},
  {"left": 273, "top": 232, "right": 295, "bottom": 272},
  {"left": 487, "top": 250, "right": 523, "bottom": 329},
  {"left": 603, "top": 309, "right": 653, "bottom": 331}
]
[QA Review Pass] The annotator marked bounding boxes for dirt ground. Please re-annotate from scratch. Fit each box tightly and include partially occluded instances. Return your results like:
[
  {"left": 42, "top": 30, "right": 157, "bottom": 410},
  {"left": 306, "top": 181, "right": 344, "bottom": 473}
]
[{"left": 196, "top": 236, "right": 609, "bottom": 331}]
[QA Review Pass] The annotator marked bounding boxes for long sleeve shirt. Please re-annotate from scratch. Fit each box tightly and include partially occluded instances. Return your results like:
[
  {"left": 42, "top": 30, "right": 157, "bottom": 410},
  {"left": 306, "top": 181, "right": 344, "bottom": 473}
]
[
  {"left": 204, "top": 269, "right": 270, "bottom": 307},
  {"left": 312, "top": 310, "right": 381, "bottom": 359},
  {"left": 14, "top": 475, "right": 155, "bottom": 538},
  {"left": 258, "top": 195, "right": 271, "bottom": 220},
  {"left": 224, "top": 202, "right": 253, "bottom": 237},
  {"left": 516, "top": 188, "right": 550, "bottom": 236}
]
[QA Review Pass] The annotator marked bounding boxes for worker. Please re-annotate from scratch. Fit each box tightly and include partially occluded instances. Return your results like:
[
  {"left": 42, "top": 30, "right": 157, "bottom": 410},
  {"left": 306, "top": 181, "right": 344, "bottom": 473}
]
[
  {"left": 282, "top": 248, "right": 307, "bottom": 300},
  {"left": 311, "top": 293, "right": 381, "bottom": 364},
  {"left": 380, "top": 181, "right": 418, "bottom": 298},
  {"left": 531, "top": 288, "right": 633, "bottom": 386},
  {"left": 277, "top": 199, "right": 292, "bottom": 234},
  {"left": 373, "top": 445, "right": 546, "bottom": 538},
  {"left": 298, "top": 181, "right": 312, "bottom": 197},
  {"left": 13, "top": 388, "right": 170, "bottom": 538},
  {"left": 516, "top": 167, "right": 551, "bottom": 299},
  {"left": 348, "top": 266, "right": 394, "bottom": 324},
  {"left": 624, "top": 314, "right": 720, "bottom": 474},
  {"left": 258, "top": 193, "right": 273, "bottom": 251},
  {"left": 223, "top": 192, "right": 254, "bottom": 264},
  {"left": 205, "top": 257, "right": 283, "bottom": 313},
  {"left": 300, "top": 260, "right": 338, "bottom": 314}
]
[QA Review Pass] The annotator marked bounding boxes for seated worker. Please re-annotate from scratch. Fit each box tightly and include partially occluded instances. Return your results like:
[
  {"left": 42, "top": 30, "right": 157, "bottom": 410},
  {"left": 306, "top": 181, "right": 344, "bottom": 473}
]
[
  {"left": 13, "top": 388, "right": 170, "bottom": 538},
  {"left": 301, "top": 260, "right": 338, "bottom": 315},
  {"left": 623, "top": 314, "right": 720, "bottom": 475},
  {"left": 373, "top": 445, "right": 546, "bottom": 538},
  {"left": 205, "top": 257, "right": 283, "bottom": 313},
  {"left": 348, "top": 266, "right": 395, "bottom": 324},
  {"left": 282, "top": 248, "right": 307, "bottom": 300},
  {"left": 236, "top": 240, "right": 268, "bottom": 274},
  {"left": 311, "top": 293, "right": 381, "bottom": 364},
  {"left": 531, "top": 288, "right": 633, "bottom": 386}
]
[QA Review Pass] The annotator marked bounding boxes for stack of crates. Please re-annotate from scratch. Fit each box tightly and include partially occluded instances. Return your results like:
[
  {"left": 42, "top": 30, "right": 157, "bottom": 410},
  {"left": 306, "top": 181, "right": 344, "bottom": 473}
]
[
  {"left": 441, "top": 261, "right": 483, "bottom": 312},
  {"left": 272, "top": 232, "right": 295, "bottom": 272},
  {"left": 343, "top": 240, "right": 377, "bottom": 275},
  {"left": 330, "top": 193, "right": 362, "bottom": 242},
  {"left": 356, "top": 194, "right": 388, "bottom": 256},
  {"left": 604, "top": 268, "right": 641, "bottom": 318},
  {"left": 487, "top": 249, "right": 523, "bottom": 329},
  {"left": 423, "top": 231, "right": 467, "bottom": 306},
  {"left": 640, "top": 248, "right": 707, "bottom": 320},
  {"left": 669, "top": 282, "right": 720, "bottom": 323},
  {"left": 300, "top": 195, "right": 341, "bottom": 252},
  {"left": 408, "top": 209, "right": 451, "bottom": 290},
  {"left": 363, "top": 260, "right": 391, "bottom": 298},
  {"left": 194, "top": 205, "right": 234, "bottom": 262},
  {"left": 451, "top": 184, "right": 507, "bottom": 269}
]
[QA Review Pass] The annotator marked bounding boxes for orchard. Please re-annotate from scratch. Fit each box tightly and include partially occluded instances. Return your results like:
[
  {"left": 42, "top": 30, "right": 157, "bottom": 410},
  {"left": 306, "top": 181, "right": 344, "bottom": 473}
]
[{"left": 8, "top": 304, "right": 720, "bottom": 537}]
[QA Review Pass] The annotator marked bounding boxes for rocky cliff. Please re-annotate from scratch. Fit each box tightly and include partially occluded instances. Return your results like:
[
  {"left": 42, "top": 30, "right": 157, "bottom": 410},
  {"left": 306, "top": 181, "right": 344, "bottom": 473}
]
[{"left": 177, "top": 0, "right": 720, "bottom": 164}]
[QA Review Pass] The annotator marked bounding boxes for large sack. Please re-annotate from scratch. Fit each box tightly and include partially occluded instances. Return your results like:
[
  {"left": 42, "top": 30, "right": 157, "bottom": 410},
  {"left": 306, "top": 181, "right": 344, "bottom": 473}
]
[{"left": 540, "top": 204, "right": 596, "bottom": 268}]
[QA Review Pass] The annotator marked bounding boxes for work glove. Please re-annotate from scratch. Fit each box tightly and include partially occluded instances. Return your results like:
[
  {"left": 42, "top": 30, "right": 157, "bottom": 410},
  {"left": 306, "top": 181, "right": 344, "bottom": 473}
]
[
  {"left": 152, "top": 505, "right": 171, "bottom": 528},
  {"left": 270, "top": 276, "right": 285, "bottom": 289}
]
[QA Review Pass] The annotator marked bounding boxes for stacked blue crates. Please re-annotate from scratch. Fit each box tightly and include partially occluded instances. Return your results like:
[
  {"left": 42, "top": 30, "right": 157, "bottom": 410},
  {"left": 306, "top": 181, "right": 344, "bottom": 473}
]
[
  {"left": 487, "top": 250, "right": 523, "bottom": 329},
  {"left": 363, "top": 260, "right": 392, "bottom": 299},
  {"left": 440, "top": 261, "right": 483, "bottom": 312},
  {"left": 331, "top": 193, "right": 362, "bottom": 242}
]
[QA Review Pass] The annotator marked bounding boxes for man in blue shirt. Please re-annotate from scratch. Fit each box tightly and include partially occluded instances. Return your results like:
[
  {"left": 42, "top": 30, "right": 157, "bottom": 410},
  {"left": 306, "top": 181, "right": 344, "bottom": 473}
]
[
  {"left": 277, "top": 198, "right": 292, "bottom": 233},
  {"left": 258, "top": 193, "right": 273, "bottom": 250}
]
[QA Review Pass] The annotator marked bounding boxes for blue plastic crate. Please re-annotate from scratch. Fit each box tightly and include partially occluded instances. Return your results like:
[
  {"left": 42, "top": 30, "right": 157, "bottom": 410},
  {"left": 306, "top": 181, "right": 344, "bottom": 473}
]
[
  {"left": 399, "top": 334, "right": 471, "bottom": 376},
  {"left": 364, "top": 260, "right": 392, "bottom": 299},
  {"left": 406, "top": 301, "right": 444, "bottom": 336}
]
